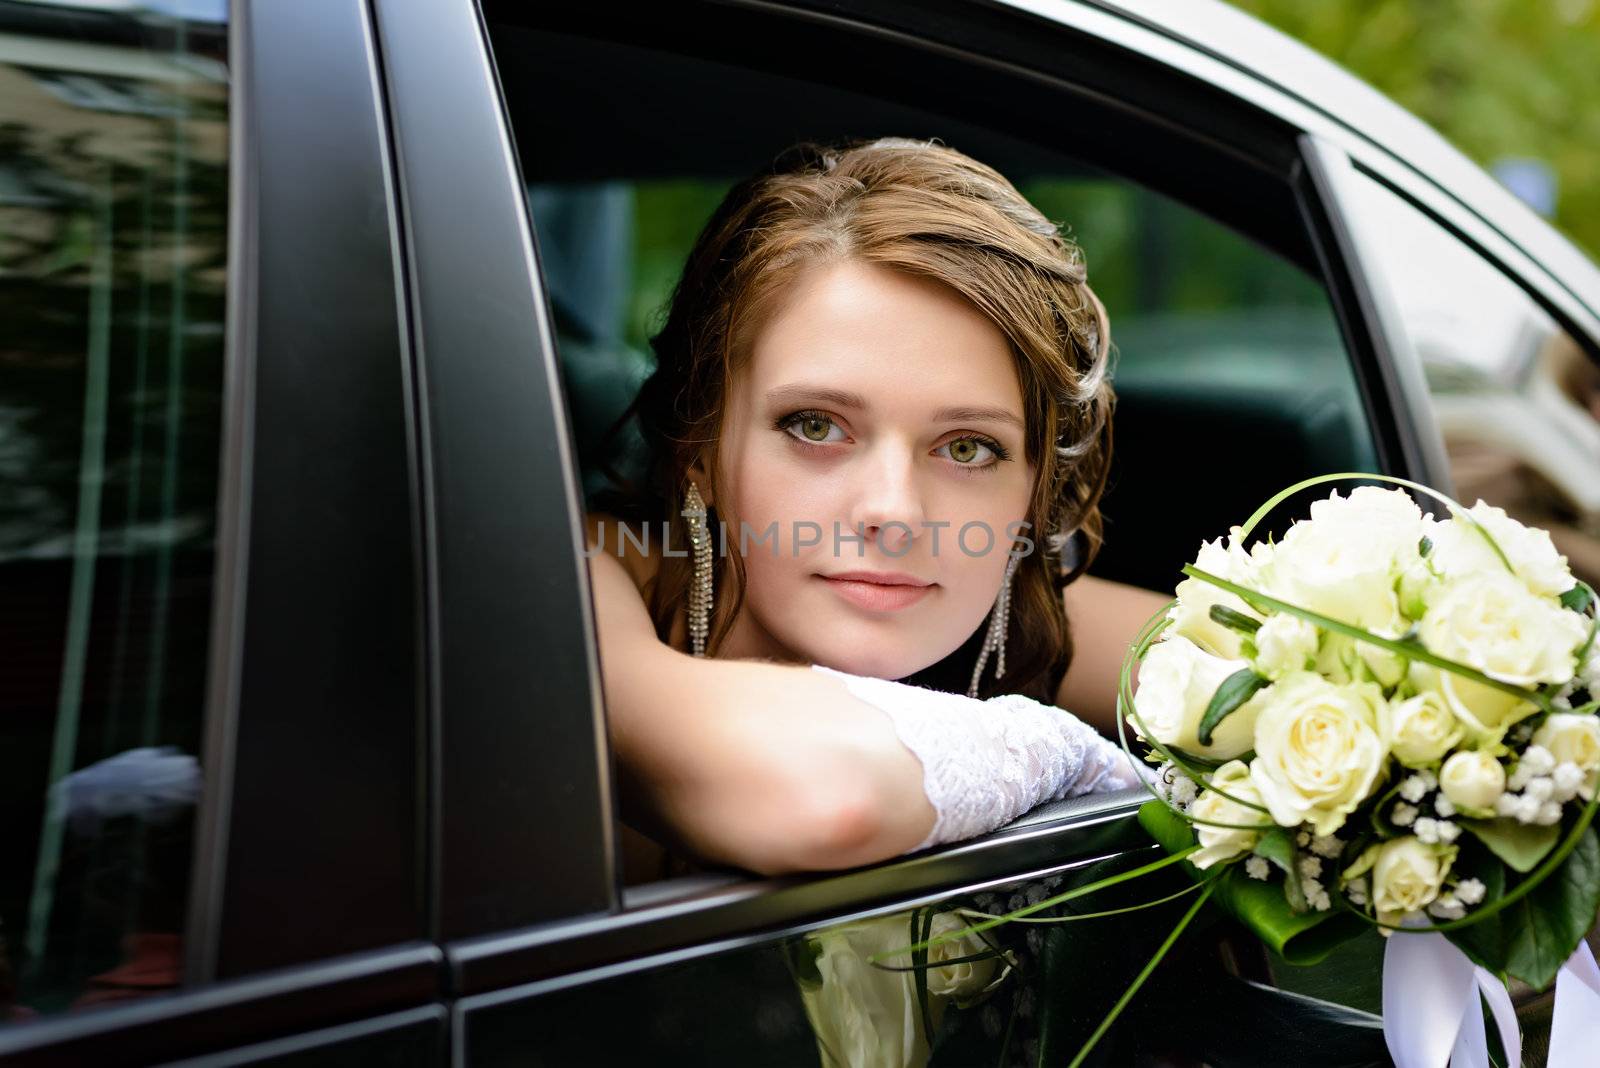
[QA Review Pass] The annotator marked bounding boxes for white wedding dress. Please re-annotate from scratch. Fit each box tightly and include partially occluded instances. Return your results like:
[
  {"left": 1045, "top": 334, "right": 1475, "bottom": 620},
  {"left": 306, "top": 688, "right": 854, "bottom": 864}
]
[{"left": 811, "top": 665, "right": 1146, "bottom": 853}]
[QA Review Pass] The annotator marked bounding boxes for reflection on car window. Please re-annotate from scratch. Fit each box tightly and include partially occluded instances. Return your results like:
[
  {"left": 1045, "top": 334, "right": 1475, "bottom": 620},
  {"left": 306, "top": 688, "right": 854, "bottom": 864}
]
[
  {"left": 0, "top": 1, "right": 228, "bottom": 1019},
  {"left": 1348, "top": 174, "right": 1600, "bottom": 589}
]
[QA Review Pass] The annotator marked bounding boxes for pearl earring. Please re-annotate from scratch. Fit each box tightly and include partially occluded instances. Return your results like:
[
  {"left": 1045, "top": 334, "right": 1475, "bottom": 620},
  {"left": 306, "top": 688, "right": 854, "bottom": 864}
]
[
  {"left": 968, "top": 552, "right": 1019, "bottom": 698},
  {"left": 684, "top": 482, "right": 713, "bottom": 657}
]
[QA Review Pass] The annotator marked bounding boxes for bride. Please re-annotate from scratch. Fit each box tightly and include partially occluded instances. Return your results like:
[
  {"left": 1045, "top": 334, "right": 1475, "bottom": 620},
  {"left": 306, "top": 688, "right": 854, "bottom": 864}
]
[{"left": 583, "top": 137, "right": 1170, "bottom": 883}]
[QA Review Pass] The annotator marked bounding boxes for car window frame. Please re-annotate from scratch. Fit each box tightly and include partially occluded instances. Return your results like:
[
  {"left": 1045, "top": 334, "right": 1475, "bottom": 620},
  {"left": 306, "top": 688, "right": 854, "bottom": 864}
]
[{"left": 1, "top": 0, "right": 442, "bottom": 1061}]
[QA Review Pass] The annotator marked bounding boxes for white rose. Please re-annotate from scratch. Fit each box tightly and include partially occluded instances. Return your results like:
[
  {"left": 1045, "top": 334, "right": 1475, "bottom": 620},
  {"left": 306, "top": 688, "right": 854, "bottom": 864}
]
[
  {"left": 1344, "top": 836, "right": 1457, "bottom": 927},
  {"left": 1438, "top": 750, "right": 1506, "bottom": 812},
  {"left": 1428, "top": 501, "right": 1575, "bottom": 599},
  {"left": 1253, "top": 614, "right": 1320, "bottom": 680},
  {"left": 1383, "top": 690, "right": 1464, "bottom": 767},
  {"left": 1419, "top": 571, "right": 1588, "bottom": 688},
  {"left": 924, "top": 912, "right": 1013, "bottom": 1006},
  {"left": 799, "top": 913, "right": 934, "bottom": 1068},
  {"left": 1188, "top": 760, "right": 1268, "bottom": 869},
  {"left": 1131, "top": 634, "right": 1259, "bottom": 759},
  {"left": 1168, "top": 527, "right": 1263, "bottom": 659},
  {"left": 1408, "top": 662, "right": 1538, "bottom": 747},
  {"left": 1247, "top": 672, "right": 1388, "bottom": 836},
  {"left": 1257, "top": 487, "right": 1424, "bottom": 632},
  {"left": 1532, "top": 714, "right": 1600, "bottom": 801}
]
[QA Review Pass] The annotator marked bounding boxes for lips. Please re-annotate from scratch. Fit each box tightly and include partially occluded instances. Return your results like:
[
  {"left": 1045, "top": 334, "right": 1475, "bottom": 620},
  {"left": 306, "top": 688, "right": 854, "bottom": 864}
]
[{"left": 817, "top": 571, "right": 936, "bottom": 612}]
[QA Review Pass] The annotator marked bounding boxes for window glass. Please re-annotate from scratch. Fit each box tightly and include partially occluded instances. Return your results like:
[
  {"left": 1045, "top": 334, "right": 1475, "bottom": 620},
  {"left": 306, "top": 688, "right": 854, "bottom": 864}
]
[
  {"left": 0, "top": 1, "right": 229, "bottom": 1018},
  {"left": 1348, "top": 173, "right": 1600, "bottom": 590}
]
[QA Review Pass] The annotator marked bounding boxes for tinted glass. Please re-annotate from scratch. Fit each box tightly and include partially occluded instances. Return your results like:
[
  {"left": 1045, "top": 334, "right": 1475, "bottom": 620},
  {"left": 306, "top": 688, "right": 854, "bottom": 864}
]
[{"left": 0, "top": 0, "right": 228, "bottom": 1018}]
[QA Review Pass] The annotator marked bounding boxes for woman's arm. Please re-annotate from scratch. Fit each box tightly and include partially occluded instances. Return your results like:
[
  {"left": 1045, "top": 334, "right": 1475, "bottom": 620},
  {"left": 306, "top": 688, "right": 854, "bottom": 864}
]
[
  {"left": 1056, "top": 574, "right": 1173, "bottom": 735},
  {"left": 587, "top": 530, "right": 937, "bottom": 876}
]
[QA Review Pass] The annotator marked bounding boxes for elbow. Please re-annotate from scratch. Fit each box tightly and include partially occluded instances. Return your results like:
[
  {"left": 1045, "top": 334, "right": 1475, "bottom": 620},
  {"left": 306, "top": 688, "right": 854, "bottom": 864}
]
[{"left": 748, "top": 778, "right": 887, "bottom": 877}]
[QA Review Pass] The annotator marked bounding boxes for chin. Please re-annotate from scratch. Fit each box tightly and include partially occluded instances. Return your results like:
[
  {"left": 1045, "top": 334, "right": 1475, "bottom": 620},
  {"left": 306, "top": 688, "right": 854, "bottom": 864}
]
[{"left": 793, "top": 624, "right": 951, "bottom": 682}]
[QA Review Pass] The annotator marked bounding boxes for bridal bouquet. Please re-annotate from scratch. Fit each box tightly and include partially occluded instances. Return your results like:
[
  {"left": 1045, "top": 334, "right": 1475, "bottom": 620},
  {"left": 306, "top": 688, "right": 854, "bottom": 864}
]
[{"left": 1122, "top": 473, "right": 1600, "bottom": 1067}]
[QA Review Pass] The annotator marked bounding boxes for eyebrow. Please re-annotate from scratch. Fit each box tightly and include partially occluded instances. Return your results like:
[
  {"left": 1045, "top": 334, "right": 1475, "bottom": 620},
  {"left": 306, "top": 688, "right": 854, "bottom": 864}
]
[{"left": 766, "top": 383, "right": 1024, "bottom": 430}]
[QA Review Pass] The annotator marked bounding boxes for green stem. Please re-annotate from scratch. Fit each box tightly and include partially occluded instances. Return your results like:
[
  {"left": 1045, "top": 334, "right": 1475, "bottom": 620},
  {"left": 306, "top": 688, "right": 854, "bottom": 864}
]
[
  {"left": 957, "top": 875, "right": 1212, "bottom": 924},
  {"left": 867, "top": 846, "right": 1200, "bottom": 962},
  {"left": 1182, "top": 564, "right": 1553, "bottom": 715},
  {"left": 1065, "top": 882, "right": 1216, "bottom": 1068}
]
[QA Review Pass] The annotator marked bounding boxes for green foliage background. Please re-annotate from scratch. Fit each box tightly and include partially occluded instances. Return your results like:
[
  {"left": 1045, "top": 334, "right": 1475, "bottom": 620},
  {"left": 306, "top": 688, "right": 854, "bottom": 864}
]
[{"left": 1229, "top": 0, "right": 1600, "bottom": 259}]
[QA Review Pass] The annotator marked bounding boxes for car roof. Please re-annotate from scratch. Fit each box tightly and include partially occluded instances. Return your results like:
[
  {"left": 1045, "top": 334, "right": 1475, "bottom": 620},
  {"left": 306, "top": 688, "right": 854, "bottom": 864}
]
[{"left": 998, "top": 0, "right": 1600, "bottom": 327}]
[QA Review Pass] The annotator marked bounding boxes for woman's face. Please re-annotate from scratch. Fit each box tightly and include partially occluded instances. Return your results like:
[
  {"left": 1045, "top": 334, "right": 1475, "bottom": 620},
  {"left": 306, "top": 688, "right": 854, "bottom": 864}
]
[{"left": 710, "top": 258, "right": 1037, "bottom": 679}]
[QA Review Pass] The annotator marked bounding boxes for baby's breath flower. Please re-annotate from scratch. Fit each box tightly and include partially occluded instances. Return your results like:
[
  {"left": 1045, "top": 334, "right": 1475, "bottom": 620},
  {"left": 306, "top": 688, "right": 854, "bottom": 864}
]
[
  {"left": 1298, "top": 856, "right": 1323, "bottom": 881},
  {"left": 1524, "top": 777, "right": 1555, "bottom": 803},
  {"left": 1310, "top": 834, "right": 1344, "bottom": 859},
  {"left": 1427, "top": 893, "right": 1467, "bottom": 920},
  {"left": 1554, "top": 762, "right": 1586, "bottom": 800},
  {"left": 1391, "top": 802, "right": 1419, "bottom": 827},
  {"left": 1537, "top": 801, "right": 1563, "bottom": 825},
  {"left": 1296, "top": 830, "right": 1312, "bottom": 847},
  {"left": 1523, "top": 746, "right": 1557, "bottom": 777},
  {"left": 1455, "top": 878, "right": 1486, "bottom": 906},
  {"left": 1304, "top": 879, "right": 1332, "bottom": 912},
  {"left": 1433, "top": 795, "right": 1457, "bottom": 817},
  {"left": 1399, "top": 774, "right": 1430, "bottom": 803},
  {"left": 1245, "top": 856, "right": 1271, "bottom": 881}
]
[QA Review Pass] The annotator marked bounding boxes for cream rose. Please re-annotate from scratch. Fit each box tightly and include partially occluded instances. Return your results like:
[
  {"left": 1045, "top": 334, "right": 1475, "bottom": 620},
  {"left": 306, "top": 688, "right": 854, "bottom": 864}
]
[
  {"left": 1407, "top": 663, "right": 1536, "bottom": 747},
  {"left": 1169, "top": 528, "right": 1264, "bottom": 659},
  {"left": 1257, "top": 487, "right": 1424, "bottom": 633},
  {"left": 1247, "top": 672, "right": 1388, "bottom": 836},
  {"left": 1427, "top": 502, "right": 1576, "bottom": 599},
  {"left": 1532, "top": 714, "right": 1600, "bottom": 801},
  {"left": 1439, "top": 750, "right": 1506, "bottom": 812},
  {"left": 1131, "top": 634, "right": 1259, "bottom": 759},
  {"left": 799, "top": 914, "right": 933, "bottom": 1068},
  {"left": 1188, "top": 760, "right": 1268, "bottom": 869},
  {"left": 924, "top": 912, "right": 1013, "bottom": 1006},
  {"left": 1253, "top": 614, "right": 1320, "bottom": 680},
  {"left": 1344, "top": 836, "right": 1457, "bottom": 927},
  {"left": 1382, "top": 690, "right": 1463, "bottom": 767},
  {"left": 1419, "top": 571, "right": 1588, "bottom": 688}
]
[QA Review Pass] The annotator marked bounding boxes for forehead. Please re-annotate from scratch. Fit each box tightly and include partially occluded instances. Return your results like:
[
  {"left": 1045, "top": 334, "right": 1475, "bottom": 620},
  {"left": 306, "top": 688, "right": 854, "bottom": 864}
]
[{"left": 740, "top": 258, "right": 1023, "bottom": 409}]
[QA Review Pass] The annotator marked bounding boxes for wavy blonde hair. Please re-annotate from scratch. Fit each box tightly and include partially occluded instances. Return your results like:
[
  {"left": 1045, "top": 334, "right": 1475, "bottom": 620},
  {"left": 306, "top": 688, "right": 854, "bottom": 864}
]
[{"left": 607, "top": 137, "right": 1116, "bottom": 701}]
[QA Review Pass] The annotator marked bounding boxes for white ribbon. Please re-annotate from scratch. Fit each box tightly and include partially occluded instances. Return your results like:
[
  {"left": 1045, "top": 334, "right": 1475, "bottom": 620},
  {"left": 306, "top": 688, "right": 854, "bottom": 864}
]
[
  {"left": 1549, "top": 938, "right": 1600, "bottom": 1066},
  {"left": 1383, "top": 928, "right": 1600, "bottom": 1067},
  {"left": 1382, "top": 926, "right": 1517, "bottom": 1068}
]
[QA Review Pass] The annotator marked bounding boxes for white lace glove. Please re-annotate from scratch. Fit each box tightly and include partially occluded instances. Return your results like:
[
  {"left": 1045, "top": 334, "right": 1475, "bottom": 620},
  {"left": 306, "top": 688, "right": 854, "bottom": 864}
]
[{"left": 813, "top": 665, "right": 1147, "bottom": 853}]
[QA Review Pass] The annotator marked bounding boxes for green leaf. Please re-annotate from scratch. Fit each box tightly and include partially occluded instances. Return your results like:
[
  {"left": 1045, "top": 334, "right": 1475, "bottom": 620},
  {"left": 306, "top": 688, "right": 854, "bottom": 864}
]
[
  {"left": 1419, "top": 535, "right": 1434, "bottom": 558},
  {"left": 1446, "top": 826, "right": 1600, "bottom": 989},
  {"left": 1253, "top": 827, "right": 1308, "bottom": 913},
  {"left": 1208, "top": 604, "right": 1262, "bottom": 635},
  {"left": 1460, "top": 818, "right": 1561, "bottom": 874},
  {"left": 1137, "top": 802, "right": 1362, "bottom": 965},
  {"left": 1561, "top": 584, "right": 1594, "bottom": 614},
  {"left": 1198, "top": 669, "right": 1270, "bottom": 747}
]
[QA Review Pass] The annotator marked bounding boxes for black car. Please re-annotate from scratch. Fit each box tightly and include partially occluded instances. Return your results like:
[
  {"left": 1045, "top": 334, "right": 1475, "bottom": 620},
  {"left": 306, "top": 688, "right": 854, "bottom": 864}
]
[{"left": 3, "top": 0, "right": 1598, "bottom": 1064}]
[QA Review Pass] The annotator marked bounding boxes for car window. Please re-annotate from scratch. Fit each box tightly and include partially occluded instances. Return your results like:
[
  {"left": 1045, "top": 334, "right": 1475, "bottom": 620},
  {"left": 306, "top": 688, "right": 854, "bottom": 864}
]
[
  {"left": 488, "top": 18, "right": 1381, "bottom": 889},
  {"left": 0, "top": 1, "right": 228, "bottom": 1019},
  {"left": 1345, "top": 172, "right": 1600, "bottom": 590}
]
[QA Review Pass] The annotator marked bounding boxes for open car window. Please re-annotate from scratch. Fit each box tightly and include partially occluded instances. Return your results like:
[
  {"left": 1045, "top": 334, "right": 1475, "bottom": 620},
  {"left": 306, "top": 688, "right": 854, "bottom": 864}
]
[{"left": 478, "top": 10, "right": 1384, "bottom": 904}]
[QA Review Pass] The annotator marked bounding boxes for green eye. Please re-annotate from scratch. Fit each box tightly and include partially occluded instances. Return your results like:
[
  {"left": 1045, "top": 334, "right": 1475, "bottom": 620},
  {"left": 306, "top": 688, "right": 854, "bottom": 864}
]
[
  {"left": 948, "top": 439, "right": 980, "bottom": 463},
  {"left": 801, "top": 416, "right": 832, "bottom": 442}
]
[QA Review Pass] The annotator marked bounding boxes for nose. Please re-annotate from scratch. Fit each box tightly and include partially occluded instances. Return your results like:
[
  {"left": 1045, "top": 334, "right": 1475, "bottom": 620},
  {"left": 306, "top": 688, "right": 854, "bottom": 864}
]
[{"left": 847, "top": 439, "right": 926, "bottom": 557}]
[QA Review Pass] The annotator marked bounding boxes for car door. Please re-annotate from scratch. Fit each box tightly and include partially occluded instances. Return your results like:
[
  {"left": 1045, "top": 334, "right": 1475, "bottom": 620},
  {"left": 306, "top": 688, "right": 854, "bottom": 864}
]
[
  {"left": 0, "top": 1, "right": 443, "bottom": 1063},
  {"left": 428, "top": 1, "right": 1445, "bottom": 1065}
]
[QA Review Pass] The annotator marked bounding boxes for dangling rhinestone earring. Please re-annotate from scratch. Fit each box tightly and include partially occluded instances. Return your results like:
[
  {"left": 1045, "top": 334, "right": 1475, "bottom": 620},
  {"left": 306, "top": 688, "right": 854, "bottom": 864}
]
[
  {"left": 967, "top": 552, "right": 1020, "bottom": 698},
  {"left": 683, "top": 482, "right": 713, "bottom": 657}
]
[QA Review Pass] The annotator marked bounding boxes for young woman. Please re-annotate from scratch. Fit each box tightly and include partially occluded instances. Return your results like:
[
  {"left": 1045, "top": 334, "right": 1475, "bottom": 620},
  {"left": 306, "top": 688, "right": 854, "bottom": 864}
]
[{"left": 585, "top": 138, "right": 1171, "bottom": 884}]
